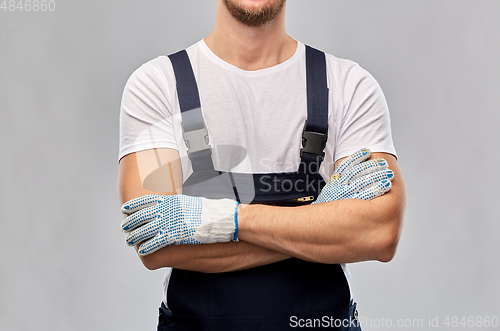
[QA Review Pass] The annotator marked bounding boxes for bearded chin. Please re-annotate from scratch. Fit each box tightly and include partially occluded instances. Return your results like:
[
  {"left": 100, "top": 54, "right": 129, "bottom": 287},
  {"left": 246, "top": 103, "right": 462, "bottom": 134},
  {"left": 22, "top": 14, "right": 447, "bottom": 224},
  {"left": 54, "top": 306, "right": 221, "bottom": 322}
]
[{"left": 223, "top": 0, "right": 287, "bottom": 27}]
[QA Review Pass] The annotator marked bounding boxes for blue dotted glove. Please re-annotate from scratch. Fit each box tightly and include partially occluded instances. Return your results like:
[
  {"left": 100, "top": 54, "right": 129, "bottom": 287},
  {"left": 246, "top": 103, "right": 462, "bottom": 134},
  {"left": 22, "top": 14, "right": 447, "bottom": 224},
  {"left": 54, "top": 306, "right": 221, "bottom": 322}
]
[
  {"left": 313, "top": 148, "right": 394, "bottom": 204},
  {"left": 121, "top": 195, "right": 239, "bottom": 255}
]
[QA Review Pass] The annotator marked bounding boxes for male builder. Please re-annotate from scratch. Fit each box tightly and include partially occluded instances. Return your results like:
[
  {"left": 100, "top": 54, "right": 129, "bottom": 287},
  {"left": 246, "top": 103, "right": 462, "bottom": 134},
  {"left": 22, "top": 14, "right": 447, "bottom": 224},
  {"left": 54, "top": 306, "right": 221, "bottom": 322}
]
[{"left": 118, "top": 1, "right": 406, "bottom": 330}]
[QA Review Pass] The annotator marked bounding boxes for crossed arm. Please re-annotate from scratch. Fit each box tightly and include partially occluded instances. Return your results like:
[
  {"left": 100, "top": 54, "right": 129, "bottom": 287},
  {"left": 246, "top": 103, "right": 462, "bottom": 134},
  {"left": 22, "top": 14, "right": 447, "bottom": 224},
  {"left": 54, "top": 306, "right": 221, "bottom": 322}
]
[{"left": 118, "top": 148, "right": 406, "bottom": 273}]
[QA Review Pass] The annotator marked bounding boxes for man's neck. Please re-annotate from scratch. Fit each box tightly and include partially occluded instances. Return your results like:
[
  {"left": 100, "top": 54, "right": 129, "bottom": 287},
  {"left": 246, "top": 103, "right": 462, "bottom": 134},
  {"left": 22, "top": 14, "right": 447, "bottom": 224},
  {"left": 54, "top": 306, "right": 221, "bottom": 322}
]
[{"left": 204, "top": 1, "right": 297, "bottom": 71}]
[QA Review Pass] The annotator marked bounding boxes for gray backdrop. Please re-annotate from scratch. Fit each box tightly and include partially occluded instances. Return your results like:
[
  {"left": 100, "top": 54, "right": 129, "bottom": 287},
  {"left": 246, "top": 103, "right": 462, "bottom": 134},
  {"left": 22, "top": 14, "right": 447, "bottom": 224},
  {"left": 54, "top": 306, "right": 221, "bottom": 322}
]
[{"left": 1, "top": 1, "right": 499, "bottom": 330}]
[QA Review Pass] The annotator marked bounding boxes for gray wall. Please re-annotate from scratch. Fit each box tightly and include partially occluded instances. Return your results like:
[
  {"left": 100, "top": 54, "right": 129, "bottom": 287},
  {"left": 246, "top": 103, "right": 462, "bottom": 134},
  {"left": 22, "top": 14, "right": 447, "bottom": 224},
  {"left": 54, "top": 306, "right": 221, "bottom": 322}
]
[{"left": 1, "top": 1, "right": 498, "bottom": 330}]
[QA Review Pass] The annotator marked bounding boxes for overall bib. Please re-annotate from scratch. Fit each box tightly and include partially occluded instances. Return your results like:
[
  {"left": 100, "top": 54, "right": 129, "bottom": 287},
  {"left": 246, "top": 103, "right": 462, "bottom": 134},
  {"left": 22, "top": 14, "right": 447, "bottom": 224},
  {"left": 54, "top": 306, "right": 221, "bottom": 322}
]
[{"left": 157, "top": 47, "right": 361, "bottom": 331}]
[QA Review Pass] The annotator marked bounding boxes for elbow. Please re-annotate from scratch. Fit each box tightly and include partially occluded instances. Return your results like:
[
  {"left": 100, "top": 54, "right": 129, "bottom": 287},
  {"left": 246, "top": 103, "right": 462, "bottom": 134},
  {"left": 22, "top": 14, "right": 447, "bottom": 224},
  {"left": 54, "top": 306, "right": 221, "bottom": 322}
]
[
  {"left": 375, "top": 218, "right": 403, "bottom": 263},
  {"left": 376, "top": 235, "right": 399, "bottom": 263},
  {"left": 139, "top": 253, "right": 162, "bottom": 270}
]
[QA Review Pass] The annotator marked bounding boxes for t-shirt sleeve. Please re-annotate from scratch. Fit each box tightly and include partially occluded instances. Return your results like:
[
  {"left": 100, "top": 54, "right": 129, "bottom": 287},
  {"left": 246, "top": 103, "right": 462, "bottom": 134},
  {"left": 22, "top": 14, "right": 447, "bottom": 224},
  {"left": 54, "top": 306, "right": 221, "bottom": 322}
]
[
  {"left": 118, "top": 60, "right": 177, "bottom": 161},
  {"left": 334, "top": 63, "right": 397, "bottom": 162}
]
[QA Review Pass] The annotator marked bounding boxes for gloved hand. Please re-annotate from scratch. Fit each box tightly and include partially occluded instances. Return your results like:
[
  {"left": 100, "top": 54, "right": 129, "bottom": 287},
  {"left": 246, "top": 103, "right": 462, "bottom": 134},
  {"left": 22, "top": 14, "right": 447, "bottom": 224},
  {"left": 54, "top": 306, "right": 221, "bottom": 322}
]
[
  {"left": 313, "top": 148, "right": 394, "bottom": 204},
  {"left": 121, "top": 195, "right": 239, "bottom": 255}
]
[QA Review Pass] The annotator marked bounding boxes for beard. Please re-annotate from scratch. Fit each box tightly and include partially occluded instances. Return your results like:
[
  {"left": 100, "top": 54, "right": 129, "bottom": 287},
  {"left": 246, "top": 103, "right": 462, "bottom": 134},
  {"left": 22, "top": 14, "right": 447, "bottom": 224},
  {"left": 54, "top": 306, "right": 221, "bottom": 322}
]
[{"left": 223, "top": 0, "right": 287, "bottom": 27}]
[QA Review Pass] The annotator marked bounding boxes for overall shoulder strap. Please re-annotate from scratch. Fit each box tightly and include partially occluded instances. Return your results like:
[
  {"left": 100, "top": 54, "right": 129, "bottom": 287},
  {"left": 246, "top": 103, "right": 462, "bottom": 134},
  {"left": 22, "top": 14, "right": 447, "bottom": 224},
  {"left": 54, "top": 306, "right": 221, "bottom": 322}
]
[
  {"left": 168, "top": 50, "right": 215, "bottom": 172},
  {"left": 169, "top": 47, "right": 329, "bottom": 175},
  {"left": 299, "top": 45, "right": 329, "bottom": 174}
]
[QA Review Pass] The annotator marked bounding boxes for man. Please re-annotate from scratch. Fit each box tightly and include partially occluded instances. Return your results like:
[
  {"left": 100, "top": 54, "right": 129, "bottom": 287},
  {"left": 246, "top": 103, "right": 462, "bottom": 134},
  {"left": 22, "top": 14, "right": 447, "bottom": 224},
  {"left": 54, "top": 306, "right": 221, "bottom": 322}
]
[{"left": 118, "top": 1, "right": 406, "bottom": 330}]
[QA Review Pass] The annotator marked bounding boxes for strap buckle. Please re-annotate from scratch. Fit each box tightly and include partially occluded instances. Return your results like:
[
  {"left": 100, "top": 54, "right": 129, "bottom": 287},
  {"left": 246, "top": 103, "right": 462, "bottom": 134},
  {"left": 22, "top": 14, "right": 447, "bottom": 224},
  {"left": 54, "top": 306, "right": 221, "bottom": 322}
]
[
  {"left": 182, "top": 121, "right": 211, "bottom": 156},
  {"left": 300, "top": 120, "right": 327, "bottom": 158}
]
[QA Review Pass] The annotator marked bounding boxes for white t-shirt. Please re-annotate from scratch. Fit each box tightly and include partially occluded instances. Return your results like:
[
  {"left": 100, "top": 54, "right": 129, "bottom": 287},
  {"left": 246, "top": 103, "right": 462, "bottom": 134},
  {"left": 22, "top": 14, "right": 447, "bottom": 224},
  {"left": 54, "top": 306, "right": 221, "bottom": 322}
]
[
  {"left": 119, "top": 40, "right": 396, "bottom": 177},
  {"left": 119, "top": 40, "right": 397, "bottom": 304}
]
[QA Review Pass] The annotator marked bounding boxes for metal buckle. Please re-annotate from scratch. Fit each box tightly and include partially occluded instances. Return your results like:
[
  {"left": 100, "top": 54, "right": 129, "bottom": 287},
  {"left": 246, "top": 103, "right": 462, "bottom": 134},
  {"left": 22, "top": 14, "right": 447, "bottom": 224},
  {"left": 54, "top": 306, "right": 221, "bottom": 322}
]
[
  {"left": 300, "top": 120, "right": 327, "bottom": 157},
  {"left": 182, "top": 124, "right": 211, "bottom": 156}
]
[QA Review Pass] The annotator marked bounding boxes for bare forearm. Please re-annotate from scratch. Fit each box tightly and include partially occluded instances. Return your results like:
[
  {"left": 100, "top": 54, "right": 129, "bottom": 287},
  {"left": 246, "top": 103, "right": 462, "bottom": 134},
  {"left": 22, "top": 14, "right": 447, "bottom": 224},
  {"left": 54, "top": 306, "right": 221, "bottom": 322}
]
[
  {"left": 238, "top": 199, "right": 398, "bottom": 264},
  {"left": 137, "top": 240, "right": 290, "bottom": 273},
  {"left": 237, "top": 153, "right": 406, "bottom": 264}
]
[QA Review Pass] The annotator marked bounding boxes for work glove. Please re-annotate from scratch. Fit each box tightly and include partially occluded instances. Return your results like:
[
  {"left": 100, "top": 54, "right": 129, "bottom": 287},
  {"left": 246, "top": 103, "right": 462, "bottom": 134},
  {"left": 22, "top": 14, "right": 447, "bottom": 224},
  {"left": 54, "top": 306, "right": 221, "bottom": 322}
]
[
  {"left": 313, "top": 148, "right": 394, "bottom": 204},
  {"left": 121, "top": 195, "right": 238, "bottom": 255}
]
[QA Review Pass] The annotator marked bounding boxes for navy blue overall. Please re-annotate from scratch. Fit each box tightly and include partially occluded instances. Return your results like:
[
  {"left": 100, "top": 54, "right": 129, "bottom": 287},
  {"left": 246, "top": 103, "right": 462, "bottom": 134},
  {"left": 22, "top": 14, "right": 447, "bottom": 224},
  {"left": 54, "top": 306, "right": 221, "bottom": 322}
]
[{"left": 157, "top": 47, "right": 361, "bottom": 330}]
